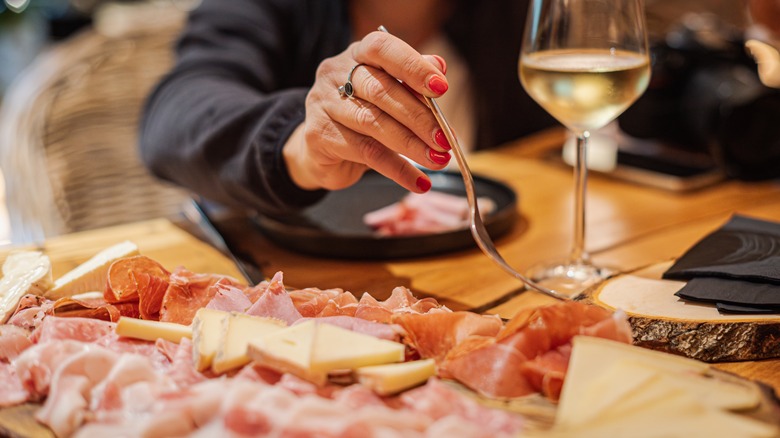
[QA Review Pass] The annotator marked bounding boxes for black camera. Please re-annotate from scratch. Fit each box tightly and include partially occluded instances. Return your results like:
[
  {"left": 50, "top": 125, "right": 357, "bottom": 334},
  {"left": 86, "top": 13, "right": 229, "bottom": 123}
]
[{"left": 618, "top": 13, "right": 780, "bottom": 181}]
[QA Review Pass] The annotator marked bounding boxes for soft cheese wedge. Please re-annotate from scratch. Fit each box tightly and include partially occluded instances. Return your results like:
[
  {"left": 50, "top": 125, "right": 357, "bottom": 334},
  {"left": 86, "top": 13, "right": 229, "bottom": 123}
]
[
  {"left": 212, "top": 313, "right": 286, "bottom": 374},
  {"left": 549, "top": 336, "right": 775, "bottom": 438},
  {"left": 115, "top": 316, "right": 192, "bottom": 343},
  {"left": 355, "top": 359, "right": 436, "bottom": 395},
  {"left": 47, "top": 240, "right": 139, "bottom": 299},
  {"left": 191, "top": 308, "right": 230, "bottom": 371},
  {"left": 248, "top": 320, "right": 406, "bottom": 385},
  {"left": 0, "top": 251, "right": 54, "bottom": 323}
]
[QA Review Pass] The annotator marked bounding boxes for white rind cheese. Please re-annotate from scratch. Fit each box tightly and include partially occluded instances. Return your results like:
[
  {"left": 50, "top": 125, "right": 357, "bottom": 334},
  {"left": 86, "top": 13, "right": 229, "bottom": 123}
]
[
  {"left": 356, "top": 359, "right": 436, "bottom": 395},
  {"left": 47, "top": 240, "right": 139, "bottom": 299},
  {"left": 0, "top": 251, "right": 53, "bottom": 323},
  {"left": 115, "top": 316, "right": 192, "bottom": 343}
]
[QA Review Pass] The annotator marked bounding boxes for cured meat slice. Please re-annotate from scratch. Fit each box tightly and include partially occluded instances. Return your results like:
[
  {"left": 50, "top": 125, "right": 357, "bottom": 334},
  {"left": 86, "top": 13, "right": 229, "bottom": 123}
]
[
  {"left": 160, "top": 269, "right": 243, "bottom": 325},
  {"left": 245, "top": 272, "right": 302, "bottom": 325},
  {"left": 289, "top": 287, "right": 345, "bottom": 317},
  {"left": 393, "top": 312, "right": 503, "bottom": 362},
  {"left": 206, "top": 283, "right": 252, "bottom": 313},
  {"left": 35, "top": 348, "right": 119, "bottom": 437},
  {"left": 31, "top": 316, "right": 115, "bottom": 344},
  {"left": 104, "top": 256, "right": 171, "bottom": 321},
  {"left": 295, "top": 316, "right": 403, "bottom": 341},
  {"left": 7, "top": 295, "right": 54, "bottom": 330},
  {"left": 0, "top": 324, "right": 32, "bottom": 362},
  {"left": 13, "top": 340, "right": 91, "bottom": 400},
  {"left": 440, "top": 302, "right": 632, "bottom": 400},
  {"left": 0, "top": 363, "right": 28, "bottom": 407}
]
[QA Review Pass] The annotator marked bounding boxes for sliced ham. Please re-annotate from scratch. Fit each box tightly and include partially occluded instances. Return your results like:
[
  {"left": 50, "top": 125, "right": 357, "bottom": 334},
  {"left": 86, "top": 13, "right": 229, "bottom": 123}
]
[
  {"left": 31, "top": 316, "right": 115, "bottom": 344},
  {"left": 205, "top": 283, "right": 252, "bottom": 313},
  {"left": 14, "top": 341, "right": 92, "bottom": 400},
  {"left": 295, "top": 316, "right": 403, "bottom": 341},
  {"left": 0, "top": 324, "right": 32, "bottom": 362},
  {"left": 0, "top": 363, "right": 28, "bottom": 407},
  {"left": 35, "top": 348, "right": 119, "bottom": 437},
  {"left": 245, "top": 272, "right": 302, "bottom": 325}
]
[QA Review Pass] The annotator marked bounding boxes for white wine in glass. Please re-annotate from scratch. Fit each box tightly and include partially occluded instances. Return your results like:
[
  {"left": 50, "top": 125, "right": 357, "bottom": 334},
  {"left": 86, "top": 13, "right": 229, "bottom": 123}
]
[{"left": 519, "top": 0, "right": 651, "bottom": 294}]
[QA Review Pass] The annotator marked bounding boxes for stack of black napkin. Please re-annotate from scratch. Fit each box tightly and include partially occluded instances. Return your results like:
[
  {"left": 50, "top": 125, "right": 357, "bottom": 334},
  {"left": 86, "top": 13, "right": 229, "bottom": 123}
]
[{"left": 663, "top": 215, "right": 780, "bottom": 314}]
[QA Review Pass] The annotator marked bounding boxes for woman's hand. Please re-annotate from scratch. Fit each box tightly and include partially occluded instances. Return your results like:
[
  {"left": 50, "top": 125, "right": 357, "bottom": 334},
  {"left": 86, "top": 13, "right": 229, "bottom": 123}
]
[{"left": 283, "top": 30, "right": 452, "bottom": 194}]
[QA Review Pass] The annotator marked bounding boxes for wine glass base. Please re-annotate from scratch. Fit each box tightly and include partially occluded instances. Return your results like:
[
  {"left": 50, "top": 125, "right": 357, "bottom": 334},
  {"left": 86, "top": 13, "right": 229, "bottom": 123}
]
[{"left": 526, "top": 260, "right": 613, "bottom": 297}]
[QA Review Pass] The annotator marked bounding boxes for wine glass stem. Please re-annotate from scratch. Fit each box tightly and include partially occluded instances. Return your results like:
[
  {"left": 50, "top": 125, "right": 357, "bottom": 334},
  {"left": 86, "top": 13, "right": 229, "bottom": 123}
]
[{"left": 570, "top": 131, "right": 590, "bottom": 265}]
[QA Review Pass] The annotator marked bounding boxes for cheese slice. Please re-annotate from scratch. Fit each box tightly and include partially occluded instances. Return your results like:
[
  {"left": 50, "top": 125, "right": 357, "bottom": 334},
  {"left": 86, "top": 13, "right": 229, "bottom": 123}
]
[
  {"left": 191, "top": 308, "right": 230, "bottom": 371},
  {"left": 356, "top": 359, "right": 435, "bottom": 395},
  {"left": 247, "top": 320, "right": 323, "bottom": 384},
  {"left": 556, "top": 336, "right": 709, "bottom": 428},
  {"left": 212, "top": 313, "right": 286, "bottom": 374},
  {"left": 47, "top": 240, "right": 139, "bottom": 299},
  {"left": 115, "top": 316, "right": 191, "bottom": 343},
  {"left": 248, "top": 320, "right": 406, "bottom": 385},
  {"left": 310, "top": 322, "right": 405, "bottom": 372},
  {"left": 0, "top": 251, "right": 53, "bottom": 323}
]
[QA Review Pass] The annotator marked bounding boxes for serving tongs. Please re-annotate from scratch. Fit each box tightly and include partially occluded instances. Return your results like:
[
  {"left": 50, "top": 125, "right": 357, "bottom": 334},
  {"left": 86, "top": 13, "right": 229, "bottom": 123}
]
[{"left": 378, "top": 26, "right": 570, "bottom": 302}]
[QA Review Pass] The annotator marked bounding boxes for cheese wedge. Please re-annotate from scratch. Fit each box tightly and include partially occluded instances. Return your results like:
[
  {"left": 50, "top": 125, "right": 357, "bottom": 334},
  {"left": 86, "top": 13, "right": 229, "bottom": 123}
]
[
  {"left": 557, "top": 336, "right": 709, "bottom": 427},
  {"left": 0, "top": 251, "right": 53, "bottom": 323},
  {"left": 310, "top": 322, "right": 405, "bottom": 372},
  {"left": 212, "top": 313, "right": 286, "bottom": 374},
  {"left": 47, "top": 240, "right": 139, "bottom": 299},
  {"left": 356, "top": 359, "right": 435, "bottom": 395},
  {"left": 115, "top": 316, "right": 191, "bottom": 343},
  {"left": 248, "top": 320, "right": 406, "bottom": 385},
  {"left": 191, "top": 308, "right": 230, "bottom": 371},
  {"left": 247, "top": 320, "right": 323, "bottom": 384}
]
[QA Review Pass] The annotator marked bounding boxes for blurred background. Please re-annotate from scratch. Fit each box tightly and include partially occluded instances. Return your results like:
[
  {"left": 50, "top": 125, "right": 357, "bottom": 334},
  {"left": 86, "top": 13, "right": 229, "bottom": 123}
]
[{"left": 0, "top": 0, "right": 774, "bottom": 245}]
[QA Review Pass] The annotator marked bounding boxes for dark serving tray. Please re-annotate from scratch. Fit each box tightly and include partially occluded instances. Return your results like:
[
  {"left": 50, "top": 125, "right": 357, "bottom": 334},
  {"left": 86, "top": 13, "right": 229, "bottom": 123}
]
[{"left": 252, "top": 170, "right": 518, "bottom": 260}]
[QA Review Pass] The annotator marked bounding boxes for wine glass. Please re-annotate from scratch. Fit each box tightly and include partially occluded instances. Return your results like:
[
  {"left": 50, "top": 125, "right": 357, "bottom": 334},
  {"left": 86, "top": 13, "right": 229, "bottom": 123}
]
[{"left": 519, "top": 0, "right": 651, "bottom": 294}]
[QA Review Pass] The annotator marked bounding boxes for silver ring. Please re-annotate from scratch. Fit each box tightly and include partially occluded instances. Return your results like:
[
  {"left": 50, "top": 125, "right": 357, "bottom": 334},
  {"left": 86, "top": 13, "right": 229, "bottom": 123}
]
[{"left": 338, "top": 63, "right": 365, "bottom": 98}]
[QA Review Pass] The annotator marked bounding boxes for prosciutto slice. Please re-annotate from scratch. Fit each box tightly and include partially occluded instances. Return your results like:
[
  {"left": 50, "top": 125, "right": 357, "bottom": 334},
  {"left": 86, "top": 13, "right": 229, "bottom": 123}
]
[
  {"left": 160, "top": 269, "right": 244, "bottom": 325},
  {"left": 393, "top": 312, "right": 503, "bottom": 362},
  {"left": 441, "top": 301, "right": 632, "bottom": 400},
  {"left": 245, "top": 272, "right": 302, "bottom": 325}
]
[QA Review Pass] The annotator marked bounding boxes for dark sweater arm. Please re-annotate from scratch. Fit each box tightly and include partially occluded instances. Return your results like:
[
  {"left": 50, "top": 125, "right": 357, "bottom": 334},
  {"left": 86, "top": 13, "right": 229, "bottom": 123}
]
[{"left": 139, "top": 0, "right": 327, "bottom": 215}]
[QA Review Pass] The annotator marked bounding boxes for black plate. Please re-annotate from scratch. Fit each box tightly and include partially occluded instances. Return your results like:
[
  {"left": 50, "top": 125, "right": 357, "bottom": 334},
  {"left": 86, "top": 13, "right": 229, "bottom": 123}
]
[{"left": 252, "top": 170, "right": 518, "bottom": 259}]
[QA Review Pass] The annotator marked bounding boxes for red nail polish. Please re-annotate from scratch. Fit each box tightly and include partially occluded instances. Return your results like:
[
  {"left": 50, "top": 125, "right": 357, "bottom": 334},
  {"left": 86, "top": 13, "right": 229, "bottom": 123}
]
[
  {"left": 434, "top": 129, "right": 451, "bottom": 150},
  {"left": 433, "top": 55, "right": 447, "bottom": 74},
  {"left": 416, "top": 176, "right": 432, "bottom": 192},
  {"left": 429, "top": 149, "right": 451, "bottom": 165},
  {"left": 428, "top": 75, "right": 448, "bottom": 95}
]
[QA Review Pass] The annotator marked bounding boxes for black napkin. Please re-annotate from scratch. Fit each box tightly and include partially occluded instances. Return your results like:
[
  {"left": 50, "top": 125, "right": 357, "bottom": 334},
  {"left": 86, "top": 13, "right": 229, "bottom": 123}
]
[{"left": 663, "top": 215, "right": 780, "bottom": 314}]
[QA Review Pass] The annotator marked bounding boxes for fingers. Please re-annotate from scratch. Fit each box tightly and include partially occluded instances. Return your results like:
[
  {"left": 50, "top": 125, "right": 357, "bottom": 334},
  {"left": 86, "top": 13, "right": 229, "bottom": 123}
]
[{"left": 351, "top": 31, "right": 449, "bottom": 98}]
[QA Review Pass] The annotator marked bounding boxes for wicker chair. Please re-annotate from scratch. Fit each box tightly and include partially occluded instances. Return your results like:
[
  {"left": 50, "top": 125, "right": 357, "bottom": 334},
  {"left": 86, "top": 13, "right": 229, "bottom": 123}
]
[{"left": 0, "top": 2, "right": 193, "bottom": 244}]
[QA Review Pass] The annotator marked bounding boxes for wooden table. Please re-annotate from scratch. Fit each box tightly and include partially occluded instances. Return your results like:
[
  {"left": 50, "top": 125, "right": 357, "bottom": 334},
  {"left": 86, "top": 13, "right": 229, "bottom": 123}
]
[{"left": 4, "top": 127, "right": 780, "bottom": 394}]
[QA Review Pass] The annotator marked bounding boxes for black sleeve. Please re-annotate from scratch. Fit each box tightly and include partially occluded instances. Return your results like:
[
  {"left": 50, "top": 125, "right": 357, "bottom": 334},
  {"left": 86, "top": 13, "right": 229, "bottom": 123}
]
[{"left": 139, "top": 0, "right": 346, "bottom": 215}]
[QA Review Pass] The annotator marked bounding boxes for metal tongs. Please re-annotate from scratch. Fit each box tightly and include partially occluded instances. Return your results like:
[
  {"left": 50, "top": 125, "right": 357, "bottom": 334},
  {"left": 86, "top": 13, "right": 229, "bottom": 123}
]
[{"left": 378, "top": 26, "right": 570, "bottom": 301}]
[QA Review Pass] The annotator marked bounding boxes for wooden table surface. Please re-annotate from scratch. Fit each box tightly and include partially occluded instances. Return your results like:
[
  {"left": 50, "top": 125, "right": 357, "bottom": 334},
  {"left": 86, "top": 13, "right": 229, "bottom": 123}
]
[{"left": 4, "top": 127, "right": 780, "bottom": 395}]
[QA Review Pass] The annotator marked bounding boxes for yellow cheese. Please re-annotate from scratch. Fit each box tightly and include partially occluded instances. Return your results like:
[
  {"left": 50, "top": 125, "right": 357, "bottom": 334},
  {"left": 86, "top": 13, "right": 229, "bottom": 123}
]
[
  {"left": 310, "top": 322, "right": 405, "bottom": 372},
  {"left": 247, "top": 320, "right": 323, "bottom": 384},
  {"left": 356, "top": 359, "right": 435, "bottom": 395},
  {"left": 0, "top": 251, "right": 53, "bottom": 323},
  {"left": 212, "top": 313, "right": 286, "bottom": 374},
  {"left": 115, "top": 316, "right": 191, "bottom": 343},
  {"left": 47, "top": 240, "right": 139, "bottom": 299},
  {"left": 557, "top": 336, "right": 709, "bottom": 428},
  {"left": 191, "top": 308, "right": 230, "bottom": 372},
  {"left": 248, "top": 321, "right": 406, "bottom": 385}
]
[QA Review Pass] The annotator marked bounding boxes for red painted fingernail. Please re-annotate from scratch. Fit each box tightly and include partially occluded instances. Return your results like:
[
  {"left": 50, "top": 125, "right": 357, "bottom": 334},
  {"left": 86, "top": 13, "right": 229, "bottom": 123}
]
[
  {"left": 416, "top": 176, "right": 431, "bottom": 192},
  {"left": 432, "top": 55, "right": 447, "bottom": 74},
  {"left": 434, "top": 129, "right": 451, "bottom": 150},
  {"left": 428, "top": 75, "right": 448, "bottom": 95},
  {"left": 429, "top": 149, "right": 451, "bottom": 165}
]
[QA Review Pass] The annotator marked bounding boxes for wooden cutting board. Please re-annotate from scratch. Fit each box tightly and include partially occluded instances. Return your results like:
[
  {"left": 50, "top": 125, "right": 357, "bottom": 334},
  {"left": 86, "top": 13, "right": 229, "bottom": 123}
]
[{"left": 581, "top": 261, "right": 780, "bottom": 362}]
